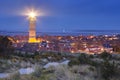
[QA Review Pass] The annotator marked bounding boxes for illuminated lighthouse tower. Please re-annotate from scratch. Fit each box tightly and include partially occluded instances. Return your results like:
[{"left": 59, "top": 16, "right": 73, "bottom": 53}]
[{"left": 28, "top": 11, "right": 37, "bottom": 43}]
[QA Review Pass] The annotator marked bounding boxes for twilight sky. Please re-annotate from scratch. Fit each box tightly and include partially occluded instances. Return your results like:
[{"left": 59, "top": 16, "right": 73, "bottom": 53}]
[{"left": 0, "top": 0, "right": 120, "bottom": 32}]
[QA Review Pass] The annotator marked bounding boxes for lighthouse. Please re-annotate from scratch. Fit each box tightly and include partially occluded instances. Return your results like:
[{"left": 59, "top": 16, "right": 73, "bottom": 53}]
[{"left": 28, "top": 11, "right": 37, "bottom": 43}]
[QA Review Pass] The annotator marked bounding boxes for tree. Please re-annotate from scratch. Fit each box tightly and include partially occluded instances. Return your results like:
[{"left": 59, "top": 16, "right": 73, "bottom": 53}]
[{"left": 0, "top": 36, "right": 14, "bottom": 57}]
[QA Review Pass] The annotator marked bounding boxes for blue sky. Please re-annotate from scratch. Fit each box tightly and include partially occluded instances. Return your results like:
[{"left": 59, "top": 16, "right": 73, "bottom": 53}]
[{"left": 0, "top": 0, "right": 120, "bottom": 32}]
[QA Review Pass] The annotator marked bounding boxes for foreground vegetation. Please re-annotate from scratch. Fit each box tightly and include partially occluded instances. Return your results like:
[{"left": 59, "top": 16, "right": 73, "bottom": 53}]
[
  {"left": 0, "top": 51, "right": 120, "bottom": 80},
  {"left": 0, "top": 36, "right": 120, "bottom": 80}
]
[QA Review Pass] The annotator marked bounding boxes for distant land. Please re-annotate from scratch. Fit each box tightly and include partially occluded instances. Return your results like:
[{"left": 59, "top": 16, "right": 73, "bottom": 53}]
[{"left": 0, "top": 30, "right": 120, "bottom": 36}]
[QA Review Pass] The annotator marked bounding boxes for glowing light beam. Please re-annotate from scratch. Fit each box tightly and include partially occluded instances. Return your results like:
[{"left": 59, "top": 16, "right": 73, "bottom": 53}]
[{"left": 29, "top": 11, "right": 37, "bottom": 18}]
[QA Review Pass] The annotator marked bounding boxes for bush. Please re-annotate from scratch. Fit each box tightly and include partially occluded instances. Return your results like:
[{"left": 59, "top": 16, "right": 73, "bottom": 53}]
[
  {"left": 54, "top": 65, "right": 78, "bottom": 80},
  {"left": 32, "top": 66, "right": 42, "bottom": 77},
  {"left": 68, "top": 58, "right": 80, "bottom": 66},
  {"left": 78, "top": 53, "right": 90, "bottom": 64},
  {"left": 8, "top": 71, "right": 20, "bottom": 80},
  {"left": 100, "top": 59, "right": 118, "bottom": 80},
  {"left": 100, "top": 52, "right": 112, "bottom": 59},
  {"left": 88, "top": 60, "right": 99, "bottom": 67}
]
